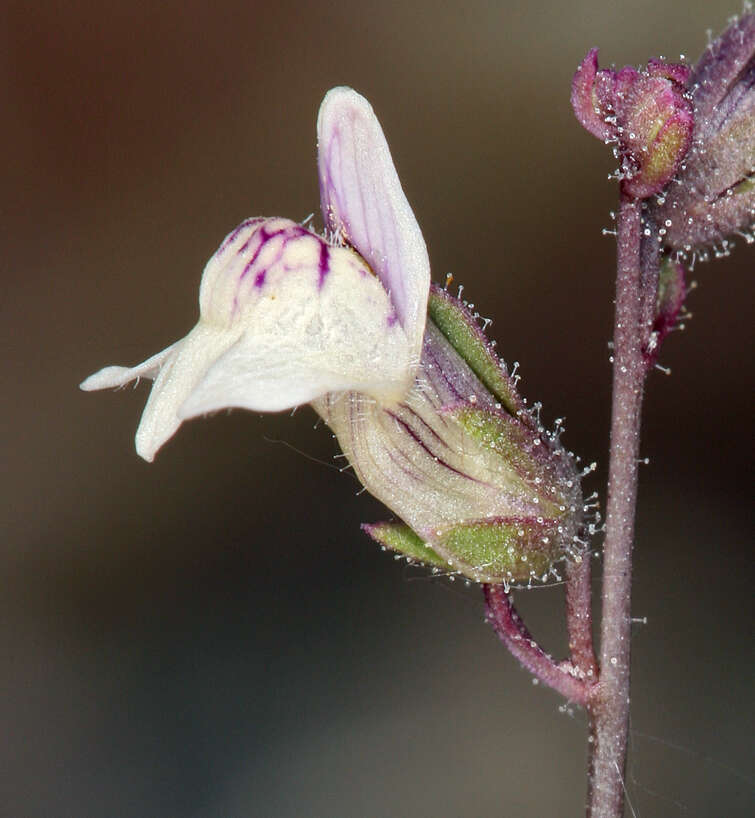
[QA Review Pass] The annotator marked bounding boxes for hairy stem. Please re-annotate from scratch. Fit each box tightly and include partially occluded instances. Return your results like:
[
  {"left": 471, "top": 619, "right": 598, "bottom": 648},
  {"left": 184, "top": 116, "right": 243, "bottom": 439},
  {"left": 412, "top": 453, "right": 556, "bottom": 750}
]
[
  {"left": 484, "top": 583, "right": 591, "bottom": 705},
  {"left": 587, "top": 196, "right": 647, "bottom": 817},
  {"left": 565, "top": 553, "right": 597, "bottom": 680}
]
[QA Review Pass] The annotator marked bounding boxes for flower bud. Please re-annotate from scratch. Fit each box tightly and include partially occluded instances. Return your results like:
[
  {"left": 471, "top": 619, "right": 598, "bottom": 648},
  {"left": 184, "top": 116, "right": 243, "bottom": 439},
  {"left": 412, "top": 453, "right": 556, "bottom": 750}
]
[
  {"left": 572, "top": 49, "right": 694, "bottom": 199},
  {"left": 652, "top": 12, "right": 755, "bottom": 252},
  {"left": 320, "top": 286, "right": 585, "bottom": 585}
]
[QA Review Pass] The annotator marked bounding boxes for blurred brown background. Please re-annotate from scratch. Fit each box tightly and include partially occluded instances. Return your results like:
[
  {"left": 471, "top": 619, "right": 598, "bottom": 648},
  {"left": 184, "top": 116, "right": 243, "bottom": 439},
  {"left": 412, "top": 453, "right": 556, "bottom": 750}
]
[{"left": 2, "top": 1, "right": 752, "bottom": 815}]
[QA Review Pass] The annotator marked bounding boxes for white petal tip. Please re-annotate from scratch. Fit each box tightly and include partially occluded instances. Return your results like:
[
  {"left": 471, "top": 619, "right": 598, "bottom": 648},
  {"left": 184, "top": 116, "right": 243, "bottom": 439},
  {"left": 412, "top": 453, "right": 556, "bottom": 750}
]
[
  {"left": 80, "top": 344, "right": 178, "bottom": 392},
  {"left": 134, "top": 427, "right": 172, "bottom": 464},
  {"left": 133, "top": 408, "right": 182, "bottom": 464},
  {"left": 79, "top": 366, "right": 137, "bottom": 391},
  {"left": 135, "top": 447, "right": 156, "bottom": 463},
  {"left": 319, "top": 86, "right": 367, "bottom": 117}
]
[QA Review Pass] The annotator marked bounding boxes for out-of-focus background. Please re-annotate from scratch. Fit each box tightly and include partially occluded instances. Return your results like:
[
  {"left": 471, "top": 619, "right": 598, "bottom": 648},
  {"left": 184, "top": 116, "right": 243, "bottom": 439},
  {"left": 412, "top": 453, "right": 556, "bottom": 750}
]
[{"left": 2, "top": 1, "right": 752, "bottom": 815}]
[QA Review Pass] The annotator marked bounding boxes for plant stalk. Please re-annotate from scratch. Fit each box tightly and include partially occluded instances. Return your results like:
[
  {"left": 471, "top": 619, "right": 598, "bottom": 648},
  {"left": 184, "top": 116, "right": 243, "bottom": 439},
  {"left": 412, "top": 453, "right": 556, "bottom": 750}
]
[
  {"left": 586, "top": 195, "right": 647, "bottom": 817},
  {"left": 484, "top": 584, "right": 592, "bottom": 705},
  {"left": 565, "top": 552, "right": 597, "bottom": 681}
]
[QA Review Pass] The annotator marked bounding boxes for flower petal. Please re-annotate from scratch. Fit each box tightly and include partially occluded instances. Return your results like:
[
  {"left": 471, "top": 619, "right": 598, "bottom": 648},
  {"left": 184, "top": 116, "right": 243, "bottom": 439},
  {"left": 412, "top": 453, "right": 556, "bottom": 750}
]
[
  {"left": 79, "top": 343, "right": 178, "bottom": 390},
  {"left": 184, "top": 217, "right": 414, "bottom": 415},
  {"left": 82, "top": 217, "right": 416, "bottom": 461},
  {"left": 317, "top": 87, "right": 430, "bottom": 363},
  {"left": 81, "top": 326, "right": 245, "bottom": 461}
]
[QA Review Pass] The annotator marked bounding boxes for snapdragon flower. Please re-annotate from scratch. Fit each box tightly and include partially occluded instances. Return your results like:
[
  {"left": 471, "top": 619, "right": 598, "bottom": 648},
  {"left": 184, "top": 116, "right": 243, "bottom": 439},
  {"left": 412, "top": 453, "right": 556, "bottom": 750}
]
[{"left": 82, "top": 87, "right": 583, "bottom": 584}]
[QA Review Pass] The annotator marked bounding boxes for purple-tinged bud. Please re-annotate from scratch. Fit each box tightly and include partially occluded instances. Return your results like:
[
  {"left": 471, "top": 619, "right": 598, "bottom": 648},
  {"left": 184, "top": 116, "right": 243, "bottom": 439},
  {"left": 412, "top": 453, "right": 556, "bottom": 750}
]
[
  {"left": 645, "top": 58, "right": 692, "bottom": 86},
  {"left": 617, "top": 70, "right": 694, "bottom": 199},
  {"left": 571, "top": 50, "right": 694, "bottom": 199},
  {"left": 643, "top": 256, "right": 686, "bottom": 364},
  {"left": 652, "top": 12, "right": 755, "bottom": 252},
  {"left": 571, "top": 47, "right": 615, "bottom": 142}
]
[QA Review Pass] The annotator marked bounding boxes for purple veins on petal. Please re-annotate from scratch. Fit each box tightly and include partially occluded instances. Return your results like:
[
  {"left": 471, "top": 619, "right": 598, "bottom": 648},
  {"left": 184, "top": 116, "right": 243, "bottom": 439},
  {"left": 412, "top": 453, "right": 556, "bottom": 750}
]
[
  {"left": 316, "top": 87, "right": 430, "bottom": 357},
  {"left": 217, "top": 216, "right": 266, "bottom": 255},
  {"left": 384, "top": 408, "right": 469, "bottom": 481},
  {"left": 394, "top": 402, "right": 453, "bottom": 453},
  {"left": 238, "top": 230, "right": 269, "bottom": 280},
  {"left": 318, "top": 241, "right": 330, "bottom": 288}
]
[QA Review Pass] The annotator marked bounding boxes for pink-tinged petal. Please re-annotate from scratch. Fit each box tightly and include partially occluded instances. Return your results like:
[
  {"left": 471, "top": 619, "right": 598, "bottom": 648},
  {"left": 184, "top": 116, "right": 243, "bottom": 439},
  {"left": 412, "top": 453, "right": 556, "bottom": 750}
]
[{"left": 317, "top": 87, "right": 430, "bottom": 363}]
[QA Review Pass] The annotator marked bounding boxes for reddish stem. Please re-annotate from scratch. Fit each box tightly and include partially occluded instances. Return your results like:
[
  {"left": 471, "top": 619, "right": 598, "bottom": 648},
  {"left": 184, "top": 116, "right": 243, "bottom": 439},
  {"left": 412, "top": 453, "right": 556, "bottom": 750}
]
[
  {"left": 484, "top": 195, "right": 650, "bottom": 817},
  {"left": 484, "top": 583, "right": 591, "bottom": 706},
  {"left": 586, "top": 195, "right": 647, "bottom": 817},
  {"left": 565, "top": 552, "right": 597, "bottom": 681}
]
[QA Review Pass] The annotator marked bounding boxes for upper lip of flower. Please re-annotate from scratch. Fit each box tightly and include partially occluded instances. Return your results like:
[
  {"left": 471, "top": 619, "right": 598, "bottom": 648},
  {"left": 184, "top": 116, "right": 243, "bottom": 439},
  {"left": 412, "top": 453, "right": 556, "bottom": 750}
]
[
  {"left": 80, "top": 87, "right": 431, "bottom": 462},
  {"left": 317, "top": 87, "right": 430, "bottom": 351}
]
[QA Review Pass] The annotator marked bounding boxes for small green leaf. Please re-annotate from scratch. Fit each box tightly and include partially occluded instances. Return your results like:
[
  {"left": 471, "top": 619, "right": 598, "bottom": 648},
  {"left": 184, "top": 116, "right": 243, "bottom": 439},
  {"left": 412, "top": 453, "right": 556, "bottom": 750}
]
[
  {"left": 438, "top": 519, "right": 560, "bottom": 581},
  {"left": 428, "top": 286, "right": 522, "bottom": 416},
  {"left": 363, "top": 522, "right": 448, "bottom": 568}
]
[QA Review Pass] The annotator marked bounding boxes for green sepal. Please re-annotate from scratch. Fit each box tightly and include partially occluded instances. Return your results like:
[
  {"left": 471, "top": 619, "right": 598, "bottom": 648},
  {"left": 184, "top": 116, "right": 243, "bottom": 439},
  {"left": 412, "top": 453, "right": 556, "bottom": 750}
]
[
  {"left": 362, "top": 522, "right": 448, "bottom": 569},
  {"left": 447, "top": 404, "right": 566, "bottom": 515},
  {"left": 428, "top": 286, "right": 522, "bottom": 417},
  {"left": 437, "top": 519, "right": 560, "bottom": 582},
  {"left": 733, "top": 174, "right": 754, "bottom": 196}
]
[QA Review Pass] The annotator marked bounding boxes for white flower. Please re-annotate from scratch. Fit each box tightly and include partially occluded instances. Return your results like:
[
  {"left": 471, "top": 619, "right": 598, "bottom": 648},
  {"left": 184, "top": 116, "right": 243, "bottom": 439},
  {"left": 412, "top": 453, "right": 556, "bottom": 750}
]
[
  {"left": 81, "top": 88, "right": 430, "bottom": 462},
  {"left": 82, "top": 87, "right": 583, "bottom": 584}
]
